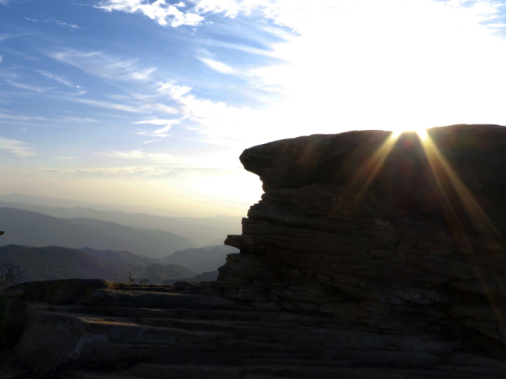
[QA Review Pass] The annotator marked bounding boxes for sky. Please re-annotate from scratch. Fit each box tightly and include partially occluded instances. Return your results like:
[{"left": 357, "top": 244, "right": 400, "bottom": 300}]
[{"left": 1, "top": 0, "right": 506, "bottom": 217}]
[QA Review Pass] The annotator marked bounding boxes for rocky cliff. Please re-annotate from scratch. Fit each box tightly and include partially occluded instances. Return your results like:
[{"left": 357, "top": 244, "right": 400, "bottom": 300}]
[{"left": 2, "top": 124, "right": 506, "bottom": 378}]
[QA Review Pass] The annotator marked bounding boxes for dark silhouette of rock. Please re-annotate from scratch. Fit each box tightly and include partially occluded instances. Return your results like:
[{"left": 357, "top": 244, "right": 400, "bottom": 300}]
[{"left": 3, "top": 124, "right": 506, "bottom": 378}]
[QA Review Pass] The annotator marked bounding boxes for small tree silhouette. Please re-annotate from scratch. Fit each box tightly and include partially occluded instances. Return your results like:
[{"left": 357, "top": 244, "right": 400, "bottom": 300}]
[{"left": 0, "top": 231, "right": 23, "bottom": 295}]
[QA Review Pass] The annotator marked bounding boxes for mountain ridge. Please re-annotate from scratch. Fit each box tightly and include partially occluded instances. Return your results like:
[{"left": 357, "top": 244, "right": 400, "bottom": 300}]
[
  {"left": 0, "top": 200, "right": 241, "bottom": 247},
  {"left": 0, "top": 207, "right": 192, "bottom": 258}
]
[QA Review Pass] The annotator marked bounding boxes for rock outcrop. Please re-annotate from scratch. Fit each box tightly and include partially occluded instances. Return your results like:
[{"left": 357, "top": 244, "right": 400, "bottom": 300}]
[
  {"left": 218, "top": 124, "right": 506, "bottom": 355},
  {"left": 3, "top": 124, "right": 506, "bottom": 378}
]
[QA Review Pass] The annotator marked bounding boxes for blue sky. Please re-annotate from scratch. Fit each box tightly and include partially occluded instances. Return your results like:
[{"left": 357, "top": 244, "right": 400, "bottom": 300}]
[{"left": 1, "top": 0, "right": 506, "bottom": 217}]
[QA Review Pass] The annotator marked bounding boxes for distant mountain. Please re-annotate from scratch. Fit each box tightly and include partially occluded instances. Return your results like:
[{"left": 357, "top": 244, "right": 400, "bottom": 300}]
[
  {"left": 79, "top": 247, "right": 164, "bottom": 267},
  {"left": 0, "top": 245, "right": 200, "bottom": 284},
  {"left": 0, "top": 193, "right": 120, "bottom": 211},
  {"left": 0, "top": 201, "right": 241, "bottom": 247},
  {"left": 133, "top": 264, "right": 199, "bottom": 284},
  {"left": 163, "top": 245, "right": 238, "bottom": 272},
  {"left": 163, "top": 270, "right": 219, "bottom": 284},
  {"left": 0, "top": 245, "right": 132, "bottom": 282},
  {"left": 0, "top": 207, "right": 193, "bottom": 258}
]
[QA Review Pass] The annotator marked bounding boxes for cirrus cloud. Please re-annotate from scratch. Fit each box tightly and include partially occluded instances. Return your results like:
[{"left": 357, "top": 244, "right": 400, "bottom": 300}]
[{"left": 0, "top": 137, "right": 35, "bottom": 157}]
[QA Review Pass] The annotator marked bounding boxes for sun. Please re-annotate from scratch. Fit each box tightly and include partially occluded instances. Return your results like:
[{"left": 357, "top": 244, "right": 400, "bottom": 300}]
[{"left": 391, "top": 127, "right": 429, "bottom": 141}]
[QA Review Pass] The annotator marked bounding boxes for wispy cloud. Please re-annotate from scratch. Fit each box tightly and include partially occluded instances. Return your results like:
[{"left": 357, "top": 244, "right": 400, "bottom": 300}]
[
  {"left": 0, "top": 33, "right": 29, "bottom": 42},
  {"left": 47, "top": 49, "right": 156, "bottom": 82},
  {"left": 52, "top": 19, "right": 81, "bottom": 29},
  {"left": 60, "top": 116, "right": 97, "bottom": 122},
  {"left": 0, "top": 55, "right": 3, "bottom": 63},
  {"left": 198, "top": 57, "right": 234, "bottom": 74},
  {"left": 3, "top": 79, "right": 50, "bottom": 93},
  {"left": 0, "top": 137, "right": 35, "bottom": 157},
  {"left": 0, "top": 112, "right": 48, "bottom": 121},
  {"left": 37, "top": 70, "right": 82, "bottom": 90},
  {"left": 134, "top": 118, "right": 176, "bottom": 125},
  {"left": 98, "top": 148, "right": 240, "bottom": 170},
  {"left": 135, "top": 119, "right": 180, "bottom": 137},
  {"left": 95, "top": 0, "right": 203, "bottom": 27},
  {"left": 70, "top": 98, "right": 144, "bottom": 113},
  {"left": 25, "top": 17, "right": 81, "bottom": 29},
  {"left": 101, "top": 150, "right": 183, "bottom": 162},
  {"left": 157, "top": 81, "right": 191, "bottom": 99},
  {"left": 37, "top": 165, "right": 178, "bottom": 176}
]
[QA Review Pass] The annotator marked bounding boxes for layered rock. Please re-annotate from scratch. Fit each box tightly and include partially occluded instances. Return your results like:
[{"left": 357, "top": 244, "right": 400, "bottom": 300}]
[{"left": 218, "top": 124, "right": 506, "bottom": 355}]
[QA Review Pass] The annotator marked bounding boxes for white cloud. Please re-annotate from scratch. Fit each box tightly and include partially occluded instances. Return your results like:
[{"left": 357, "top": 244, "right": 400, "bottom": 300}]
[
  {"left": 98, "top": 147, "right": 243, "bottom": 171},
  {"left": 198, "top": 57, "right": 234, "bottom": 73},
  {"left": 167, "top": 0, "right": 506, "bottom": 142},
  {"left": 144, "top": 103, "right": 178, "bottom": 114},
  {"left": 52, "top": 19, "right": 81, "bottom": 29},
  {"left": 47, "top": 49, "right": 156, "bottom": 82},
  {"left": 0, "top": 137, "right": 35, "bottom": 157},
  {"left": 60, "top": 117, "right": 97, "bottom": 122},
  {"left": 100, "top": 150, "right": 196, "bottom": 166},
  {"left": 136, "top": 119, "right": 180, "bottom": 137},
  {"left": 157, "top": 81, "right": 191, "bottom": 99},
  {"left": 0, "top": 33, "right": 28, "bottom": 42},
  {"left": 152, "top": 120, "right": 179, "bottom": 134},
  {"left": 37, "top": 165, "right": 177, "bottom": 176},
  {"left": 134, "top": 118, "right": 176, "bottom": 125},
  {"left": 95, "top": 0, "right": 204, "bottom": 27},
  {"left": 37, "top": 70, "right": 82, "bottom": 89},
  {"left": 0, "top": 112, "right": 48, "bottom": 121},
  {"left": 3, "top": 79, "right": 50, "bottom": 93},
  {"left": 24, "top": 17, "right": 80, "bottom": 29},
  {"left": 71, "top": 98, "right": 144, "bottom": 113},
  {"left": 0, "top": 55, "right": 3, "bottom": 63}
]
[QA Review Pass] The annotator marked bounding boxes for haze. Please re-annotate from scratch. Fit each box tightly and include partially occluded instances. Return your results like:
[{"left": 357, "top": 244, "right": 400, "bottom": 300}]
[{"left": 1, "top": 0, "right": 506, "bottom": 217}]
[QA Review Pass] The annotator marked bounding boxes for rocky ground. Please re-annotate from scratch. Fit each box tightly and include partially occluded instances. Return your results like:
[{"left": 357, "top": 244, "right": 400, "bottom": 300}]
[
  {"left": 2, "top": 280, "right": 506, "bottom": 378},
  {"left": 3, "top": 124, "right": 506, "bottom": 378}
]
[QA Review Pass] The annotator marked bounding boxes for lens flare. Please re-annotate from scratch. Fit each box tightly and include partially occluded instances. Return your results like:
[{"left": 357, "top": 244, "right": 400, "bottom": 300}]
[{"left": 391, "top": 127, "right": 428, "bottom": 140}]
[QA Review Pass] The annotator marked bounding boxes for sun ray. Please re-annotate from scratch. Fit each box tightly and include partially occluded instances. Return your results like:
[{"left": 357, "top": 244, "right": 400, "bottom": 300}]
[
  {"left": 419, "top": 132, "right": 506, "bottom": 338},
  {"left": 347, "top": 132, "right": 399, "bottom": 203}
]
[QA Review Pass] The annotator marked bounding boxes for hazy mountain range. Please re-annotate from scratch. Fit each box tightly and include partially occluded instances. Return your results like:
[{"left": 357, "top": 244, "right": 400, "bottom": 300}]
[
  {"left": 0, "top": 194, "right": 240, "bottom": 284},
  {"left": 0, "top": 244, "right": 134, "bottom": 282},
  {"left": 0, "top": 193, "right": 123, "bottom": 211},
  {"left": 0, "top": 245, "right": 199, "bottom": 284},
  {"left": 164, "top": 245, "right": 237, "bottom": 272},
  {"left": 0, "top": 208, "right": 192, "bottom": 258},
  {"left": 79, "top": 247, "right": 164, "bottom": 266},
  {"left": 0, "top": 196, "right": 241, "bottom": 247}
]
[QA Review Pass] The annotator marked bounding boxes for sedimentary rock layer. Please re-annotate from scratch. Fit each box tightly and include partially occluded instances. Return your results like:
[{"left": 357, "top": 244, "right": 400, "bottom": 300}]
[{"left": 219, "top": 124, "right": 506, "bottom": 356}]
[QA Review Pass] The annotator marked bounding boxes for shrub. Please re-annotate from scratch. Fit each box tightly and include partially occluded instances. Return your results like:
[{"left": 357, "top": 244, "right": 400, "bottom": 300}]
[
  {"left": 0, "top": 231, "right": 24, "bottom": 294},
  {"left": 0, "top": 262, "right": 23, "bottom": 295}
]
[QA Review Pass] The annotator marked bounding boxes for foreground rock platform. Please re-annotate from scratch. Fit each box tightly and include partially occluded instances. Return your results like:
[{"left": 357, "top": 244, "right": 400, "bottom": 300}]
[
  {"left": 3, "top": 124, "right": 506, "bottom": 378},
  {"left": 2, "top": 280, "right": 506, "bottom": 378}
]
